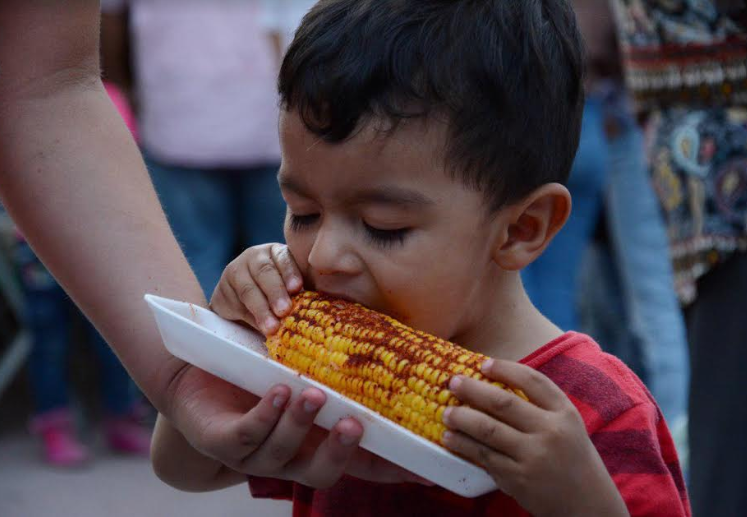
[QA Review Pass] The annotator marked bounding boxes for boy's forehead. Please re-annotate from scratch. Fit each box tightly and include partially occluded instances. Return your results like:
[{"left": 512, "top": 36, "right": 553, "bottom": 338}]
[
  {"left": 278, "top": 110, "right": 492, "bottom": 215},
  {"left": 279, "top": 110, "right": 448, "bottom": 175}
]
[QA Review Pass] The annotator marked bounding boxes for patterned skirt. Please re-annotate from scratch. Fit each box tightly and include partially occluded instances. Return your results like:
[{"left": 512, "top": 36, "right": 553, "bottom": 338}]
[{"left": 646, "top": 106, "right": 747, "bottom": 304}]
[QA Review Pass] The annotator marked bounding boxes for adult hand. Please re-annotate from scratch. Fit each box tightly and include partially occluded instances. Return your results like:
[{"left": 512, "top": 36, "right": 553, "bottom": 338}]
[{"left": 165, "top": 365, "right": 428, "bottom": 488}]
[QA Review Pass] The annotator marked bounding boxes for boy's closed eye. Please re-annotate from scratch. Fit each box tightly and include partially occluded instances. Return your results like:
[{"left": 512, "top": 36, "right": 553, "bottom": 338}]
[
  {"left": 288, "top": 212, "right": 411, "bottom": 248},
  {"left": 362, "top": 223, "right": 410, "bottom": 248},
  {"left": 288, "top": 213, "right": 320, "bottom": 231}
]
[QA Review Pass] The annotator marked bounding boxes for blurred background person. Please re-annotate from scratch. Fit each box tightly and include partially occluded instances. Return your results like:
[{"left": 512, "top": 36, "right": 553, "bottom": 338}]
[
  {"left": 260, "top": 0, "right": 318, "bottom": 65},
  {"left": 521, "top": 2, "right": 610, "bottom": 332},
  {"left": 100, "top": 0, "right": 287, "bottom": 297},
  {"left": 572, "top": 0, "right": 690, "bottom": 451},
  {"left": 608, "top": 0, "right": 747, "bottom": 514},
  {"left": 524, "top": 0, "right": 690, "bottom": 460},
  {"left": 13, "top": 82, "right": 149, "bottom": 468}
]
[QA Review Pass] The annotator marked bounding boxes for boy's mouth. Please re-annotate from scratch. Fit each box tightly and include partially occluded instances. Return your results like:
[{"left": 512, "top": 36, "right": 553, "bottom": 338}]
[
  {"left": 315, "top": 289, "right": 361, "bottom": 305},
  {"left": 306, "top": 277, "right": 410, "bottom": 323},
  {"left": 304, "top": 276, "right": 361, "bottom": 305},
  {"left": 314, "top": 289, "right": 410, "bottom": 324}
]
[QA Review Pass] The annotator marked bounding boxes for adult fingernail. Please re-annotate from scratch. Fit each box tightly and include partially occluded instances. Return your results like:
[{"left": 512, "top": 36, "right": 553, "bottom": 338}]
[
  {"left": 303, "top": 400, "right": 321, "bottom": 413},
  {"left": 482, "top": 359, "right": 494, "bottom": 373},
  {"left": 442, "top": 407, "right": 453, "bottom": 424},
  {"left": 338, "top": 433, "right": 357, "bottom": 446},
  {"left": 273, "top": 394, "right": 288, "bottom": 408},
  {"left": 449, "top": 376, "right": 463, "bottom": 391},
  {"left": 288, "top": 277, "right": 302, "bottom": 291},
  {"left": 443, "top": 431, "right": 454, "bottom": 442}
]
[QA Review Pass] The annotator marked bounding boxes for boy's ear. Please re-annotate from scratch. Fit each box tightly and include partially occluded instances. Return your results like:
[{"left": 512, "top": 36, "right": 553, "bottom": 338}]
[{"left": 492, "top": 183, "right": 571, "bottom": 271}]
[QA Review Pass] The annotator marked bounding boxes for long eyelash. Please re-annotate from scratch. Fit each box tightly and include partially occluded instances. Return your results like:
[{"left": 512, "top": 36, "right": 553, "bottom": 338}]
[
  {"left": 289, "top": 214, "right": 319, "bottom": 232},
  {"left": 364, "top": 224, "right": 410, "bottom": 248}
]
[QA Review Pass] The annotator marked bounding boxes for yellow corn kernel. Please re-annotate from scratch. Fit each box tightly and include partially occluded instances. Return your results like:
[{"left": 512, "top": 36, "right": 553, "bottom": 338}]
[{"left": 265, "top": 291, "right": 528, "bottom": 447}]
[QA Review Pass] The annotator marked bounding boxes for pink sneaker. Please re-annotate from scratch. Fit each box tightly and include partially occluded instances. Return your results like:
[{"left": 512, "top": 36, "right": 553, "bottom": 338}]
[
  {"left": 103, "top": 413, "right": 152, "bottom": 457},
  {"left": 29, "top": 408, "right": 91, "bottom": 468}
]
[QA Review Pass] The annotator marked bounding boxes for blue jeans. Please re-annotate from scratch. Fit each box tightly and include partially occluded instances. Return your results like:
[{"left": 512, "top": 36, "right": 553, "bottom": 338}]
[
  {"left": 145, "top": 156, "right": 287, "bottom": 296},
  {"left": 579, "top": 96, "right": 689, "bottom": 426},
  {"left": 15, "top": 241, "right": 138, "bottom": 416},
  {"left": 523, "top": 97, "right": 608, "bottom": 330}
]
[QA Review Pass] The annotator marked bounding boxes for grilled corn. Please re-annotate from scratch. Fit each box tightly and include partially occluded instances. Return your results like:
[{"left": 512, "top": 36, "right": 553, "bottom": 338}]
[{"left": 266, "top": 291, "right": 527, "bottom": 445}]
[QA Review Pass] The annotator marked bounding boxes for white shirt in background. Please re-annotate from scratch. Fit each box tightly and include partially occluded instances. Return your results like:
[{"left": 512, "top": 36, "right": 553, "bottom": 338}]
[
  {"left": 259, "top": 0, "right": 318, "bottom": 49},
  {"left": 101, "top": 0, "right": 281, "bottom": 168}
]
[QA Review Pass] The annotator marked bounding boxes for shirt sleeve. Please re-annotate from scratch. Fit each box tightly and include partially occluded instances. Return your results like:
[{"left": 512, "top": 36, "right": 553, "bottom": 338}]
[{"left": 590, "top": 402, "right": 691, "bottom": 517}]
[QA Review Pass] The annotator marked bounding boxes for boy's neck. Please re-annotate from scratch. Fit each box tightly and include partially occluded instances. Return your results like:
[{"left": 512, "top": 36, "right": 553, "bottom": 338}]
[{"left": 452, "top": 272, "right": 564, "bottom": 362}]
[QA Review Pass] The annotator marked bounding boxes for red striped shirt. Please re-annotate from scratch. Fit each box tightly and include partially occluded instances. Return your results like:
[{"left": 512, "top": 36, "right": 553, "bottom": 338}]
[{"left": 249, "top": 332, "right": 691, "bottom": 516}]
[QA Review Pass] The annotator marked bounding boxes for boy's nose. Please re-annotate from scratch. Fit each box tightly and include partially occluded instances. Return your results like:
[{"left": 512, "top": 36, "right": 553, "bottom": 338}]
[{"left": 307, "top": 225, "right": 361, "bottom": 277}]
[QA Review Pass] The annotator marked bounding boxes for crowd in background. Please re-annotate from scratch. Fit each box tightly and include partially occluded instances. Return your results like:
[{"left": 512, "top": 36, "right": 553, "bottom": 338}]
[{"left": 0, "top": 1, "right": 744, "bottom": 515}]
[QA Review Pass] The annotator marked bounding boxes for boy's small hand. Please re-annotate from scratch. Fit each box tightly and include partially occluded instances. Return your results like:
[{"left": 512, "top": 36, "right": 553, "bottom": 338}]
[
  {"left": 210, "top": 243, "right": 303, "bottom": 335},
  {"left": 443, "top": 359, "right": 628, "bottom": 517}
]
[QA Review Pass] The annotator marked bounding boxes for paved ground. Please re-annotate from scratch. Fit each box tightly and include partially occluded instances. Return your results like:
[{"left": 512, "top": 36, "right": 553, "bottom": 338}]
[
  {"left": 0, "top": 430, "right": 291, "bottom": 517},
  {"left": 0, "top": 380, "right": 291, "bottom": 517}
]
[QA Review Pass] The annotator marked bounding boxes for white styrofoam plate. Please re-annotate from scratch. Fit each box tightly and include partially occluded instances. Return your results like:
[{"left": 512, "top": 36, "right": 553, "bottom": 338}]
[{"left": 144, "top": 294, "right": 497, "bottom": 497}]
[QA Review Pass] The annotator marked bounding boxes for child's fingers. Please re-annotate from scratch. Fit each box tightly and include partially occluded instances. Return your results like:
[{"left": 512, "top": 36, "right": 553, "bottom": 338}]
[
  {"left": 226, "top": 263, "right": 279, "bottom": 336},
  {"left": 248, "top": 249, "right": 292, "bottom": 319},
  {"left": 239, "top": 387, "right": 327, "bottom": 471},
  {"left": 447, "top": 376, "right": 545, "bottom": 433},
  {"left": 480, "top": 359, "right": 569, "bottom": 412},
  {"left": 442, "top": 404, "right": 523, "bottom": 459},
  {"left": 297, "top": 418, "right": 364, "bottom": 489},
  {"left": 442, "top": 430, "right": 516, "bottom": 484},
  {"left": 270, "top": 243, "right": 303, "bottom": 293},
  {"left": 210, "top": 279, "right": 259, "bottom": 330}
]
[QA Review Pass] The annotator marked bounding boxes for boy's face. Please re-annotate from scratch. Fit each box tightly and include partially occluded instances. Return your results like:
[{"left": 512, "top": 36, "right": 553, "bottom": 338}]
[{"left": 279, "top": 110, "right": 505, "bottom": 342}]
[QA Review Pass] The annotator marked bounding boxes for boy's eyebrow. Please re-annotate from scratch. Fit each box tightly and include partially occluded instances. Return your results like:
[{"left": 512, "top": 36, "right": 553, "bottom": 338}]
[
  {"left": 352, "top": 186, "right": 435, "bottom": 207},
  {"left": 279, "top": 176, "right": 435, "bottom": 207}
]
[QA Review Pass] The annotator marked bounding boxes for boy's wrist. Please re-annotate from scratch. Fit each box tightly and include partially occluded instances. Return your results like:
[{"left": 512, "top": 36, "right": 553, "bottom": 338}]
[
  {"left": 543, "top": 466, "right": 628, "bottom": 517},
  {"left": 551, "top": 498, "right": 629, "bottom": 517},
  {"left": 536, "top": 491, "right": 628, "bottom": 517}
]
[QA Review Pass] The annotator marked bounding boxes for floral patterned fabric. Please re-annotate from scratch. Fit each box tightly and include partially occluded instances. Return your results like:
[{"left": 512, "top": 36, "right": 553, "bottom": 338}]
[
  {"left": 610, "top": 0, "right": 747, "bottom": 303},
  {"left": 647, "top": 107, "right": 747, "bottom": 303}
]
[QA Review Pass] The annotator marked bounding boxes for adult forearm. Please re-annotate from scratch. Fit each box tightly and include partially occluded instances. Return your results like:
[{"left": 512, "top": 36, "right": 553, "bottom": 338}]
[
  {"left": 0, "top": 81, "right": 205, "bottom": 413},
  {"left": 0, "top": 0, "right": 205, "bottom": 414},
  {"left": 0, "top": 81, "right": 204, "bottom": 411}
]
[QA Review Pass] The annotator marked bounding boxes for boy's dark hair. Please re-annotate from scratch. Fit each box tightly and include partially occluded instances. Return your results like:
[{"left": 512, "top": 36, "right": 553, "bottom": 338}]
[{"left": 279, "top": 0, "right": 585, "bottom": 210}]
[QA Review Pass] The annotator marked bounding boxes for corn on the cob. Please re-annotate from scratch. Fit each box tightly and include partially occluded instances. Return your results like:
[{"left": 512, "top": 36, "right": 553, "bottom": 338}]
[{"left": 266, "top": 291, "right": 527, "bottom": 446}]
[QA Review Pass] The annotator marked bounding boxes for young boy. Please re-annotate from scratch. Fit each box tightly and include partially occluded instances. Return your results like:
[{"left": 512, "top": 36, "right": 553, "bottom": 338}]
[{"left": 151, "top": 1, "right": 690, "bottom": 515}]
